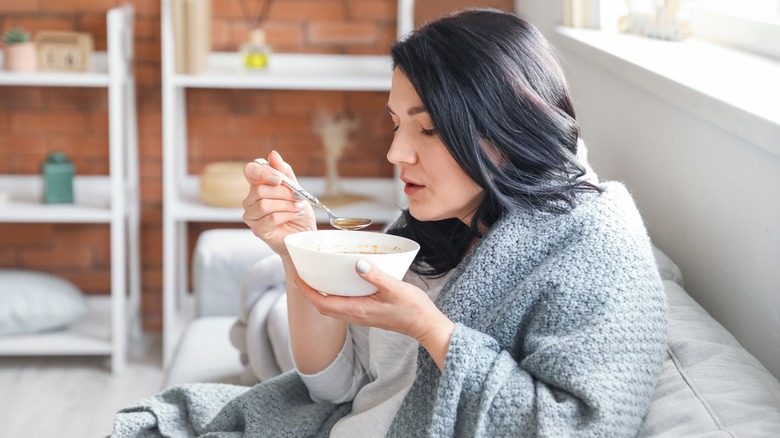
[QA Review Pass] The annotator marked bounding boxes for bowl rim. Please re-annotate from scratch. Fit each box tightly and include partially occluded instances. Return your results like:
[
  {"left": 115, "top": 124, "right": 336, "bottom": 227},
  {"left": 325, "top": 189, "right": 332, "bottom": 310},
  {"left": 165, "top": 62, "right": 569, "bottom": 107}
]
[{"left": 284, "top": 229, "right": 420, "bottom": 256}]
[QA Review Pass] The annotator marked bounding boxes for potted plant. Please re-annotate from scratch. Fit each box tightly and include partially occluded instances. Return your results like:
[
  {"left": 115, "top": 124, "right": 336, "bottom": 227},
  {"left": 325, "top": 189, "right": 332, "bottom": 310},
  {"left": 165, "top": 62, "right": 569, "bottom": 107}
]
[{"left": 3, "top": 26, "right": 36, "bottom": 72}]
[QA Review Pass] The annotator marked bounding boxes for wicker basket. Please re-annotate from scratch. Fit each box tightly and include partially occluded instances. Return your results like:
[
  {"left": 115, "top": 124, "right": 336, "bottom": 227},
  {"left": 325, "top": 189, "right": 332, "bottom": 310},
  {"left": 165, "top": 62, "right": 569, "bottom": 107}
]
[{"left": 199, "top": 161, "right": 248, "bottom": 208}]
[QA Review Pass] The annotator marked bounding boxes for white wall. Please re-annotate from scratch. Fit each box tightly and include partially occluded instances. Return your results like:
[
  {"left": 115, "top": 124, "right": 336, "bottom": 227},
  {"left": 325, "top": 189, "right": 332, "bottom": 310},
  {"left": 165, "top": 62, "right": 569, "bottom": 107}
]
[{"left": 516, "top": 0, "right": 780, "bottom": 379}]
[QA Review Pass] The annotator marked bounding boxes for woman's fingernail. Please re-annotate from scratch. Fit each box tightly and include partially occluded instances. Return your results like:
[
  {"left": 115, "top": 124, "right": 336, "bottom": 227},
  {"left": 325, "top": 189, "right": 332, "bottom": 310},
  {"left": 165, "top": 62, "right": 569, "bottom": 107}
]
[
  {"left": 272, "top": 150, "right": 284, "bottom": 162},
  {"left": 292, "top": 277, "right": 299, "bottom": 289},
  {"left": 293, "top": 192, "right": 304, "bottom": 200},
  {"left": 267, "top": 174, "right": 281, "bottom": 185},
  {"left": 294, "top": 201, "right": 306, "bottom": 208},
  {"left": 356, "top": 259, "right": 371, "bottom": 274},
  {"left": 296, "top": 210, "right": 305, "bottom": 216}
]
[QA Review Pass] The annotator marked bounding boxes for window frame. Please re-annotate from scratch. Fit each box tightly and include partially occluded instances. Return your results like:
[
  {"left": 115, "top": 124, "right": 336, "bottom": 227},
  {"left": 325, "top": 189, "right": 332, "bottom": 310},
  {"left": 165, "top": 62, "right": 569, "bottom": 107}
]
[{"left": 688, "top": 0, "right": 780, "bottom": 60}]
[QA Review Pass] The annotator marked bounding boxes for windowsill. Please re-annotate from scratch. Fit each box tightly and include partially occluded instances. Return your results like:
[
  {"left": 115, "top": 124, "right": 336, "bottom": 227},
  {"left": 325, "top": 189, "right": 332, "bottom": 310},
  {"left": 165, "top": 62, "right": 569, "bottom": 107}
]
[{"left": 551, "top": 26, "right": 780, "bottom": 157}]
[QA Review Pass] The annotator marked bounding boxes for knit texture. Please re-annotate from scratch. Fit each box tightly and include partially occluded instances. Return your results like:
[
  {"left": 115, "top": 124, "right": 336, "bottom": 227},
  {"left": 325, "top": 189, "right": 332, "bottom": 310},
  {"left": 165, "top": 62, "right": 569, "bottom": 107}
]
[
  {"left": 111, "top": 182, "right": 666, "bottom": 437},
  {"left": 388, "top": 182, "right": 667, "bottom": 437}
]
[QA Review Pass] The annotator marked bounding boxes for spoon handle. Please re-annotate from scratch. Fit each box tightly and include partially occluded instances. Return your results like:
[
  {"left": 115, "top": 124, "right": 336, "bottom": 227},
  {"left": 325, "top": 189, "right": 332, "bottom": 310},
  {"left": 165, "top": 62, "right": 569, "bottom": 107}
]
[{"left": 253, "top": 158, "right": 326, "bottom": 210}]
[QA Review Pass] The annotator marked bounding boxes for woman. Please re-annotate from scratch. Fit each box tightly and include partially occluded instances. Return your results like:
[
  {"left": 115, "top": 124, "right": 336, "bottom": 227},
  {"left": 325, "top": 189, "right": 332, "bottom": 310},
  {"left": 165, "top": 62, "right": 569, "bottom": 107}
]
[
  {"left": 113, "top": 8, "right": 666, "bottom": 437},
  {"left": 241, "top": 7, "right": 666, "bottom": 437}
]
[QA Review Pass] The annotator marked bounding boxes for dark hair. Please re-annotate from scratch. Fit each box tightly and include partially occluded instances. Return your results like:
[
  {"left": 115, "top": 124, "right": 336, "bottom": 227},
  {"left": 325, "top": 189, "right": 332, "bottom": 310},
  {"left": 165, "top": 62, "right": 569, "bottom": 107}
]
[{"left": 388, "top": 8, "right": 600, "bottom": 277}]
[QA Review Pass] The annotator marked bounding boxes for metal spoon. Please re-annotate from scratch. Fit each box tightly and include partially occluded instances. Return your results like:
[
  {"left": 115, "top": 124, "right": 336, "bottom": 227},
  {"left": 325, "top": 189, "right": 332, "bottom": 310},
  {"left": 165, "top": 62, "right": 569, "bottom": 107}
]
[{"left": 254, "top": 158, "right": 373, "bottom": 231}]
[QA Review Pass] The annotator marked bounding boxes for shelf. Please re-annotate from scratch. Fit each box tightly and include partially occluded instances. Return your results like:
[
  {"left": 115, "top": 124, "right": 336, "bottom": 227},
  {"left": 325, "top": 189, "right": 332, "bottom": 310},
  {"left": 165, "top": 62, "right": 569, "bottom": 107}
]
[
  {"left": 0, "top": 6, "right": 139, "bottom": 373},
  {"left": 171, "top": 53, "right": 393, "bottom": 91},
  {"left": 0, "top": 296, "right": 113, "bottom": 356},
  {"left": 173, "top": 175, "right": 401, "bottom": 224},
  {"left": 0, "top": 53, "right": 110, "bottom": 88},
  {"left": 0, "top": 175, "right": 113, "bottom": 223}
]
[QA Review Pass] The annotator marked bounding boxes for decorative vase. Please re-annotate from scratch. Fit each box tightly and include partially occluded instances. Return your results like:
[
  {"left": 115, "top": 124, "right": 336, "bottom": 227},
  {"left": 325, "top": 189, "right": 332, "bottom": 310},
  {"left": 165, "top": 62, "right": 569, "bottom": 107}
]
[
  {"left": 42, "top": 152, "right": 74, "bottom": 204},
  {"left": 3, "top": 41, "right": 37, "bottom": 72},
  {"left": 240, "top": 28, "right": 271, "bottom": 70}
]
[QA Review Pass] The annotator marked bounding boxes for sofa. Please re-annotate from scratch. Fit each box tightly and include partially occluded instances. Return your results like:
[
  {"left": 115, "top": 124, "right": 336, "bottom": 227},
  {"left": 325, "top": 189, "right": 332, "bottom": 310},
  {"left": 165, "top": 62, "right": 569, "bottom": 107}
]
[{"left": 163, "top": 228, "right": 780, "bottom": 436}]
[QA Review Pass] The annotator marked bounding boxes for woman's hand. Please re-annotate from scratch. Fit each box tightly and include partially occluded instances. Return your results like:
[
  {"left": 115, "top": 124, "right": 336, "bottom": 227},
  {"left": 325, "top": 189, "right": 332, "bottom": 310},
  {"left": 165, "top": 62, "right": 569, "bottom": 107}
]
[
  {"left": 243, "top": 151, "right": 316, "bottom": 257},
  {"left": 295, "top": 260, "right": 456, "bottom": 370}
]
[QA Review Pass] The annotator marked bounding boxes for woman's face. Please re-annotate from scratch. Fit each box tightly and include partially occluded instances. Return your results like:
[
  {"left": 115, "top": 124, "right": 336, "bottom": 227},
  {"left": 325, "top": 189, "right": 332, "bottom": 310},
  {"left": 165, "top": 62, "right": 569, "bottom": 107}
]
[{"left": 386, "top": 69, "right": 484, "bottom": 224}]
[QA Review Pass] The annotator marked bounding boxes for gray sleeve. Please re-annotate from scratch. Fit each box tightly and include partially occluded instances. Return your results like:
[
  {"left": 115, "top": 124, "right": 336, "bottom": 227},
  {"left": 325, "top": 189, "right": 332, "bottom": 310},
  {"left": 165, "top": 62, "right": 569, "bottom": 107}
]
[{"left": 297, "top": 324, "right": 370, "bottom": 404}]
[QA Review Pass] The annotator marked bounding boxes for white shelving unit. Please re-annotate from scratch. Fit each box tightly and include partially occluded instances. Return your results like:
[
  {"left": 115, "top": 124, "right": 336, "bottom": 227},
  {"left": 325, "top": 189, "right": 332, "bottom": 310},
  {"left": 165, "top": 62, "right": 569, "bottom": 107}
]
[
  {"left": 0, "top": 5, "right": 140, "bottom": 373},
  {"left": 160, "top": 0, "right": 416, "bottom": 364}
]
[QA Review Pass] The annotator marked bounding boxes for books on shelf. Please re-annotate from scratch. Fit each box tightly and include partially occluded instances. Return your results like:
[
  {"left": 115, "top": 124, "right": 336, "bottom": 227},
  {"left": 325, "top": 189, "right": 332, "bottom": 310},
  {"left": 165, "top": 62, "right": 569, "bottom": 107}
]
[{"left": 172, "top": 0, "right": 211, "bottom": 74}]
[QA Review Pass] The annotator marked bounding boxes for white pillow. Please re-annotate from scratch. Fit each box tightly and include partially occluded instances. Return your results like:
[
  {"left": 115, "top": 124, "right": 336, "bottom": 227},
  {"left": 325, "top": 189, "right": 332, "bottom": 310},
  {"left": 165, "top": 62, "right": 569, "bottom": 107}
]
[{"left": 0, "top": 269, "right": 88, "bottom": 335}]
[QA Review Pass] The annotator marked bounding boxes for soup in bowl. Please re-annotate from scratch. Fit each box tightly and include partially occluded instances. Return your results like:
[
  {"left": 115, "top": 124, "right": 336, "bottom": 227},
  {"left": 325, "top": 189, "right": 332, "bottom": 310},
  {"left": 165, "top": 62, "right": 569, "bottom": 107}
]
[{"left": 284, "top": 230, "right": 420, "bottom": 296}]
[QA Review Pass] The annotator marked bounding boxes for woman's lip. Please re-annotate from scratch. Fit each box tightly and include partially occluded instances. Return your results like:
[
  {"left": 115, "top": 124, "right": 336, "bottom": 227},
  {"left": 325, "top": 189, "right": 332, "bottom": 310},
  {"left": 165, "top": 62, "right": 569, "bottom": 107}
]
[{"left": 404, "top": 182, "right": 423, "bottom": 196}]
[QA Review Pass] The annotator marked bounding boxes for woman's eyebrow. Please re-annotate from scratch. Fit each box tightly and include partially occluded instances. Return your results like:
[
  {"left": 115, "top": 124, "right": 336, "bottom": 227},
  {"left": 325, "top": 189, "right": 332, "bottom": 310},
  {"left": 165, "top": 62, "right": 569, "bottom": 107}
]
[{"left": 386, "top": 105, "right": 427, "bottom": 116}]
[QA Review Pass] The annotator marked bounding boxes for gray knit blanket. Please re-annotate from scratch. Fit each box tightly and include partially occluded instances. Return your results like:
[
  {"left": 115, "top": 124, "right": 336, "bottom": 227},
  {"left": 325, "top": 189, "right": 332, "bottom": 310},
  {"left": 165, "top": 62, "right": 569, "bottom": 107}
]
[{"left": 111, "top": 182, "right": 666, "bottom": 437}]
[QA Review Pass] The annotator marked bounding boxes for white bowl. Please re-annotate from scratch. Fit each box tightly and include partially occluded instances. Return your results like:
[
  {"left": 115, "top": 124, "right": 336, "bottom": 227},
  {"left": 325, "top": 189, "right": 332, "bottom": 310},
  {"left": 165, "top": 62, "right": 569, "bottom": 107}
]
[{"left": 284, "top": 230, "right": 420, "bottom": 296}]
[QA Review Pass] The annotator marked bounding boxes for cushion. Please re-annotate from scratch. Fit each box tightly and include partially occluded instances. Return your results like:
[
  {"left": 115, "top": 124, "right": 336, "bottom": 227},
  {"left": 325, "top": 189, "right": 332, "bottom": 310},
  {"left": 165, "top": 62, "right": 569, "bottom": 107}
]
[
  {"left": 162, "top": 316, "right": 243, "bottom": 388},
  {"left": 193, "top": 229, "right": 274, "bottom": 317},
  {"left": 651, "top": 244, "right": 684, "bottom": 286},
  {"left": 0, "top": 269, "right": 88, "bottom": 335},
  {"left": 638, "top": 280, "right": 780, "bottom": 436}
]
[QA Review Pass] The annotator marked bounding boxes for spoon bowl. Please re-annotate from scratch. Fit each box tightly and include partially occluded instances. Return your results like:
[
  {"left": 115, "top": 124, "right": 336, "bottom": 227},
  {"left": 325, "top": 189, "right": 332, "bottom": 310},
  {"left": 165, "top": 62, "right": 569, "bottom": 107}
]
[{"left": 254, "top": 158, "right": 373, "bottom": 231}]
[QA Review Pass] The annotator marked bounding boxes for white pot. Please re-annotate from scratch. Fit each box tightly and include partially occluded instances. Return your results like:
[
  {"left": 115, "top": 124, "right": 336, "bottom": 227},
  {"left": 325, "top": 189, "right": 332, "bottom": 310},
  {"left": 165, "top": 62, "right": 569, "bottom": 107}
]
[{"left": 3, "top": 41, "right": 37, "bottom": 72}]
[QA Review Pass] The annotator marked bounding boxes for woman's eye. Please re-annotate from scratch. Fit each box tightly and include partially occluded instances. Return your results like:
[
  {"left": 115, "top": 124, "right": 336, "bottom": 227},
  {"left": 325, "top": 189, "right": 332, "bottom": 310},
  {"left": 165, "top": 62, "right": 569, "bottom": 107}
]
[
  {"left": 421, "top": 128, "right": 437, "bottom": 136},
  {"left": 392, "top": 125, "right": 399, "bottom": 133}
]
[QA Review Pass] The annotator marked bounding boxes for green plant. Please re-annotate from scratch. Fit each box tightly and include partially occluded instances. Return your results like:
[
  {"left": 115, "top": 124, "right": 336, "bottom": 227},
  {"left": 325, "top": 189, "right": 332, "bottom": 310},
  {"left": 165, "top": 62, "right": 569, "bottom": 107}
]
[{"left": 3, "top": 27, "right": 31, "bottom": 45}]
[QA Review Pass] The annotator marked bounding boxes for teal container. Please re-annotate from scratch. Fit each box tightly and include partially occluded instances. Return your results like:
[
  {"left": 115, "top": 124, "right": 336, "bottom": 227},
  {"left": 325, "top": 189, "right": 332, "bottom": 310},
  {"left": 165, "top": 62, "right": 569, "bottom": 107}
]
[{"left": 42, "top": 152, "right": 74, "bottom": 204}]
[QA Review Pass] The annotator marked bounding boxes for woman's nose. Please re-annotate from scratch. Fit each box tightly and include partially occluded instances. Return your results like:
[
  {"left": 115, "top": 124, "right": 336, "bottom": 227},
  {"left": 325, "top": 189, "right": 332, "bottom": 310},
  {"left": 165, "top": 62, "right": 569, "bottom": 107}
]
[{"left": 386, "top": 132, "right": 415, "bottom": 165}]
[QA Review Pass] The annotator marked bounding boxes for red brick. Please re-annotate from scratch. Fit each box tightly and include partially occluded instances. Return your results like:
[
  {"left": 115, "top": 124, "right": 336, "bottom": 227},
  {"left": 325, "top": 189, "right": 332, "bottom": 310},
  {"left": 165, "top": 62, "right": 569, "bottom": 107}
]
[
  {"left": 141, "top": 267, "right": 163, "bottom": 291},
  {"left": 139, "top": 137, "right": 162, "bottom": 158},
  {"left": 346, "top": 91, "right": 389, "bottom": 112},
  {"left": 0, "top": 87, "right": 45, "bottom": 109},
  {"left": 47, "top": 135, "right": 107, "bottom": 158},
  {"left": 11, "top": 111, "right": 87, "bottom": 133},
  {"left": 43, "top": 88, "right": 107, "bottom": 110},
  {"left": 41, "top": 0, "right": 116, "bottom": 13},
  {"left": 135, "top": 63, "right": 161, "bottom": 87},
  {"left": 188, "top": 135, "right": 271, "bottom": 167},
  {"left": 260, "top": 22, "right": 305, "bottom": 49},
  {"left": 307, "top": 21, "right": 379, "bottom": 46},
  {"left": 140, "top": 179, "right": 162, "bottom": 203},
  {"left": 348, "top": 0, "right": 396, "bottom": 21},
  {"left": 228, "top": 21, "right": 304, "bottom": 53},
  {"left": 87, "top": 111, "right": 109, "bottom": 133},
  {"left": 21, "top": 247, "right": 93, "bottom": 268},
  {"left": 0, "top": 223, "right": 53, "bottom": 246},
  {"left": 138, "top": 111, "right": 162, "bottom": 134},
  {"left": 0, "top": 0, "right": 40, "bottom": 12},
  {"left": 60, "top": 270, "right": 111, "bottom": 294},
  {"left": 134, "top": 16, "right": 159, "bottom": 40},
  {"left": 0, "top": 248, "right": 16, "bottom": 265},
  {"left": 76, "top": 13, "right": 107, "bottom": 43},
  {"left": 134, "top": 40, "right": 161, "bottom": 63},
  {"left": 140, "top": 159, "right": 162, "bottom": 180},
  {"left": 124, "top": 0, "right": 159, "bottom": 17},
  {"left": 270, "top": 90, "right": 346, "bottom": 115},
  {"left": 211, "top": 0, "right": 245, "bottom": 20},
  {"left": 2, "top": 16, "right": 76, "bottom": 34},
  {"left": 188, "top": 113, "right": 237, "bottom": 134},
  {"left": 0, "top": 134, "right": 47, "bottom": 156},
  {"left": 140, "top": 225, "right": 162, "bottom": 267},
  {"left": 234, "top": 114, "right": 311, "bottom": 136},
  {"left": 138, "top": 88, "right": 161, "bottom": 111},
  {"left": 210, "top": 18, "right": 233, "bottom": 51},
  {"left": 143, "top": 314, "right": 162, "bottom": 332},
  {"left": 188, "top": 88, "right": 272, "bottom": 115},
  {"left": 271, "top": 1, "right": 345, "bottom": 21}
]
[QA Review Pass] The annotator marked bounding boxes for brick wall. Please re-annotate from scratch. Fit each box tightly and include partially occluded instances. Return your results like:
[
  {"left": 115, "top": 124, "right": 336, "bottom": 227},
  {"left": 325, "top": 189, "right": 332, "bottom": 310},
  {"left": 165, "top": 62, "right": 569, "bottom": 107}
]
[{"left": 0, "top": 0, "right": 512, "bottom": 331}]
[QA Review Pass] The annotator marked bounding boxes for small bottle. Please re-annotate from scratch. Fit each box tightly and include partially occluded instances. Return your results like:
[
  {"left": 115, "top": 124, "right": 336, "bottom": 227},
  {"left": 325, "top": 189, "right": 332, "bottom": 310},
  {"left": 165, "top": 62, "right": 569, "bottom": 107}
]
[
  {"left": 42, "top": 152, "right": 74, "bottom": 204},
  {"left": 240, "top": 28, "right": 271, "bottom": 70}
]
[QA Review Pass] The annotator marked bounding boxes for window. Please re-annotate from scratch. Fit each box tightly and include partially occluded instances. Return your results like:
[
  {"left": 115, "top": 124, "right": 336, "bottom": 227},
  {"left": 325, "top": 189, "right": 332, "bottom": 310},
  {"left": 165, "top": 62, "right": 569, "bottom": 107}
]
[
  {"left": 589, "top": 0, "right": 780, "bottom": 59},
  {"left": 689, "top": 0, "right": 780, "bottom": 59}
]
